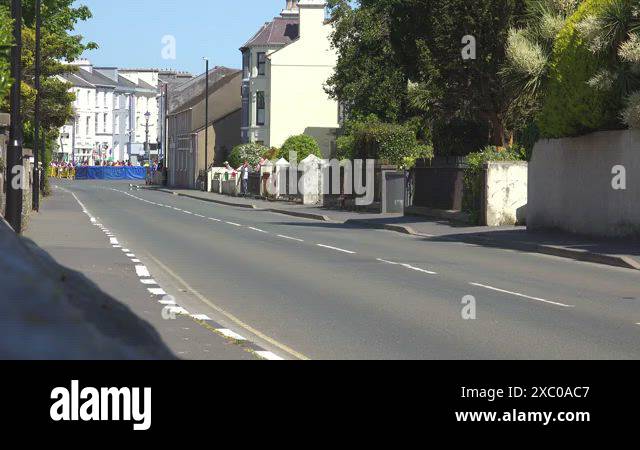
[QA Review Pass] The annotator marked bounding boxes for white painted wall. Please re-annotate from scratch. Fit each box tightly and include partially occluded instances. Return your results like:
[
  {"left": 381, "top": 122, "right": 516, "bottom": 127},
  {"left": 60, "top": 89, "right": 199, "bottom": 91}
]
[
  {"left": 485, "top": 162, "right": 528, "bottom": 226},
  {"left": 268, "top": 1, "right": 339, "bottom": 156},
  {"left": 528, "top": 130, "right": 640, "bottom": 238}
]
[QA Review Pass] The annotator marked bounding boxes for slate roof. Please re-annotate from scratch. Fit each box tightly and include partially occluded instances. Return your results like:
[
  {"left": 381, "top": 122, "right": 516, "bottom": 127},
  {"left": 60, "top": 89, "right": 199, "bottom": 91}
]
[{"left": 240, "top": 16, "right": 300, "bottom": 50}]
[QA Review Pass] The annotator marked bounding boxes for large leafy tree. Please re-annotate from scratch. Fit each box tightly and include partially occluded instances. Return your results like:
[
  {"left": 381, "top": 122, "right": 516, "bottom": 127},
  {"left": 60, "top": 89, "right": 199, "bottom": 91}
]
[
  {"left": 0, "top": 5, "right": 12, "bottom": 101},
  {"left": 325, "top": 0, "right": 409, "bottom": 123},
  {"left": 388, "top": 0, "right": 528, "bottom": 147},
  {"left": 0, "top": 0, "right": 96, "bottom": 151}
]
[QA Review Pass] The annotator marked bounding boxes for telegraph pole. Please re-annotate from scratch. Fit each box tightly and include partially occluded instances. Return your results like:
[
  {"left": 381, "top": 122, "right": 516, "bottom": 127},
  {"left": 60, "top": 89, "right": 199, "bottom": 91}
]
[
  {"left": 6, "top": 0, "right": 23, "bottom": 232},
  {"left": 203, "top": 57, "right": 209, "bottom": 191},
  {"left": 33, "top": 0, "right": 42, "bottom": 211}
]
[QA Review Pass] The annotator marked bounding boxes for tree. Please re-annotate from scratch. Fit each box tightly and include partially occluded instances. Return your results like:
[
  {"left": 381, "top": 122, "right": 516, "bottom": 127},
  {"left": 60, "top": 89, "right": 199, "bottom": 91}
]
[
  {"left": 388, "top": 0, "right": 528, "bottom": 147},
  {"left": 0, "top": 0, "right": 96, "bottom": 155},
  {"left": 278, "top": 135, "right": 322, "bottom": 161},
  {"left": 325, "top": 0, "right": 409, "bottom": 123},
  {"left": 0, "top": 5, "right": 12, "bottom": 101}
]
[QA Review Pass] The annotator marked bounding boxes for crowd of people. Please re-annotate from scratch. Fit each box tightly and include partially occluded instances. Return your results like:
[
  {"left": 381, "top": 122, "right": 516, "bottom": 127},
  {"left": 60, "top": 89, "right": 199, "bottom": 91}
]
[{"left": 48, "top": 159, "right": 163, "bottom": 179}]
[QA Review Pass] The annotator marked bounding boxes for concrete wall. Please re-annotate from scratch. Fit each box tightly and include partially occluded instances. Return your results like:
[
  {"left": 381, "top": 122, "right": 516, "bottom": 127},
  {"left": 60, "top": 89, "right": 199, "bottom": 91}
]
[
  {"left": 528, "top": 130, "right": 640, "bottom": 238},
  {"left": 484, "top": 162, "right": 528, "bottom": 226}
]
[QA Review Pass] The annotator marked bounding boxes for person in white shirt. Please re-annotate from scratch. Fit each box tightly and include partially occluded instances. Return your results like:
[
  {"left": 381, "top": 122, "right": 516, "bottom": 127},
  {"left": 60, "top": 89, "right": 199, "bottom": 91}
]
[{"left": 238, "top": 161, "right": 250, "bottom": 196}]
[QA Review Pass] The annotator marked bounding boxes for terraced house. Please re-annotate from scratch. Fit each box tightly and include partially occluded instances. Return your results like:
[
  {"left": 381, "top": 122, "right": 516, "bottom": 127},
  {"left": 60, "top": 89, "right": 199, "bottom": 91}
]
[{"left": 240, "top": 0, "right": 339, "bottom": 157}]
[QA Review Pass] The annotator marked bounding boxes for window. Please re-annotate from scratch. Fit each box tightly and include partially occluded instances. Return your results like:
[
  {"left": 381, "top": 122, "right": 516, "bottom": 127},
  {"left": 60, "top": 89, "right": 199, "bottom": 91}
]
[
  {"left": 256, "top": 91, "right": 265, "bottom": 126},
  {"left": 95, "top": 91, "right": 98, "bottom": 107},
  {"left": 75, "top": 116, "right": 80, "bottom": 135},
  {"left": 257, "top": 52, "right": 266, "bottom": 76},
  {"left": 115, "top": 116, "right": 120, "bottom": 135},
  {"left": 95, "top": 113, "right": 99, "bottom": 133},
  {"left": 104, "top": 113, "right": 108, "bottom": 133},
  {"left": 242, "top": 51, "right": 250, "bottom": 79},
  {"left": 86, "top": 116, "right": 90, "bottom": 135}
]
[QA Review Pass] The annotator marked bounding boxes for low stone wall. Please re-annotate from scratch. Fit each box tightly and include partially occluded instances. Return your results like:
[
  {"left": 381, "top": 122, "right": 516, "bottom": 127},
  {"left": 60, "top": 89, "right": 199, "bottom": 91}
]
[
  {"left": 528, "top": 130, "right": 640, "bottom": 238},
  {"left": 484, "top": 161, "right": 528, "bottom": 226}
]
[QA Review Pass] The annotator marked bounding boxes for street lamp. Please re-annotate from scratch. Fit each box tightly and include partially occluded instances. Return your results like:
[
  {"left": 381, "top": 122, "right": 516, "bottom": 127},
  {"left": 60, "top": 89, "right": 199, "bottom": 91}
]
[
  {"left": 144, "top": 111, "right": 151, "bottom": 182},
  {"left": 203, "top": 57, "right": 209, "bottom": 191},
  {"left": 33, "top": 0, "right": 42, "bottom": 212}
]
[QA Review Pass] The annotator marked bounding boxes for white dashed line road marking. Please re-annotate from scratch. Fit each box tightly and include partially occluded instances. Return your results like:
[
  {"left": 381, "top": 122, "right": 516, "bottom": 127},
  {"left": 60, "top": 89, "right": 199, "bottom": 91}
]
[
  {"left": 317, "top": 244, "right": 356, "bottom": 254},
  {"left": 191, "top": 314, "right": 212, "bottom": 321},
  {"left": 183, "top": 211, "right": 193, "bottom": 215},
  {"left": 217, "top": 329, "right": 247, "bottom": 341},
  {"left": 135, "top": 265, "right": 151, "bottom": 278},
  {"left": 277, "top": 234, "right": 304, "bottom": 242},
  {"left": 225, "top": 221, "right": 242, "bottom": 227},
  {"left": 122, "top": 248, "right": 130, "bottom": 252},
  {"left": 401, "top": 264, "right": 437, "bottom": 275},
  {"left": 109, "top": 238, "right": 119, "bottom": 245},
  {"left": 255, "top": 351, "right": 285, "bottom": 361},
  {"left": 209, "top": 218, "right": 221, "bottom": 222},
  {"left": 249, "top": 227, "right": 268, "bottom": 233},
  {"left": 194, "top": 214, "right": 205, "bottom": 218},
  {"left": 140, "top": 279, "right": 158, "bottom": 285},
  {"left": 126, "top": 253, "right": 135, "bottom": 257},
  {"left": 470, "top": 282, "right": 575, "bottom": 308},
  {"left": 148, "top": 288, "right": 167, "bottom": 296},
  {"left": 377, "top": 258, "right": 400, "bottom": 265},
  {"left": 131, "top": 259, "right": 141, "bottom": 263}
]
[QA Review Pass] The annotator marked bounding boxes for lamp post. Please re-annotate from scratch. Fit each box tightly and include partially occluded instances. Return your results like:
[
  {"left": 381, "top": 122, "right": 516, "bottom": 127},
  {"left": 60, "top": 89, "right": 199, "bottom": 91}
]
[
  {"left": 32, "top": 0, "right": 42, "bottom": 212},
  {"left": 203, "top": 57, "right": 209, "bottom": 192},
  {"left": 6, "top": 0, "right": 23, "bottom": 233},
  {"left": 144, "top": 111, "right": 151, "bottom": 182}
]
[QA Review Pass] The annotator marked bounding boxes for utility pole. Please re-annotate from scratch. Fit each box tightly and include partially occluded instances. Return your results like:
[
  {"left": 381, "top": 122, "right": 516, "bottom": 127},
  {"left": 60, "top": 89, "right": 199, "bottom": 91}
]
[
  {"left": 32, "top": 0, "right": 42, "bottom": 211},
  {"left": 6, "top": 0, "right": 23, "bottom": 232},
  {"left": 203, "top": 57, "right": 209, "bottom": 191},
  {"left": 144, "top": 111, "right": 150, "bottom": 183}
]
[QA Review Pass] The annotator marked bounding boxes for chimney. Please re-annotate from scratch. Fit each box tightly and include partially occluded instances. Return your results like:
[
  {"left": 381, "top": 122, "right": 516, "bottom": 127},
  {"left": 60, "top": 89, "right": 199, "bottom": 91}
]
[
  {"left": 298, "top": 0, "right": 326, "bottom": 38},
  {"left": 280, "top": 0, "right": 299, "bottom": 17}
]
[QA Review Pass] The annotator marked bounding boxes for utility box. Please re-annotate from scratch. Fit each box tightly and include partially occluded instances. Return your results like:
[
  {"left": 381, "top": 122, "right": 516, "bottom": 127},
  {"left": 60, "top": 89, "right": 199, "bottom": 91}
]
[{"left": 382, "top": 170, "right": 405, "bottom": 214}]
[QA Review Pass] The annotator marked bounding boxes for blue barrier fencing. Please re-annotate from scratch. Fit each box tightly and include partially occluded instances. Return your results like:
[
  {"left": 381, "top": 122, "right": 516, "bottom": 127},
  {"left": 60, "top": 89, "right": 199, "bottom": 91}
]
[{"left": 75, "top": 166, "right": 147, "bottom": 181}]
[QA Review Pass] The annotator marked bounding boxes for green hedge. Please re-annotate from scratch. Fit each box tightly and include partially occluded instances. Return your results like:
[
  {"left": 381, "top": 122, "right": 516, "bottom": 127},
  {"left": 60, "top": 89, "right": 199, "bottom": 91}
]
[
  {"left": 277, "top": 135, "right": 322, "bottom": 161},
  {"left": 538, "top": 0, "right": 623, "bottom": 138},
  {"left": 228, "top": 143, "right": 269, "bottom": 168},
  {"left": 353, "top": 122, "right": 422, "bottom": 166}
]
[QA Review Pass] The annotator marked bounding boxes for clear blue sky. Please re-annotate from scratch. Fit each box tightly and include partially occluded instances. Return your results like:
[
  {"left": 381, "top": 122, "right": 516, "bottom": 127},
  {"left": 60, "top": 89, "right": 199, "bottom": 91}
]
[{"left": 72, "top": 0, "right": 287, "bottom": 75}]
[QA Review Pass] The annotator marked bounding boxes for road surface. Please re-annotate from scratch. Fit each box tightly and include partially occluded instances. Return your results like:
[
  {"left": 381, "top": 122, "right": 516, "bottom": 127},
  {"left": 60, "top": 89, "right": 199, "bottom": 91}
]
[{"left": 30, "top": 179, "right": 640, "bottom": 359}]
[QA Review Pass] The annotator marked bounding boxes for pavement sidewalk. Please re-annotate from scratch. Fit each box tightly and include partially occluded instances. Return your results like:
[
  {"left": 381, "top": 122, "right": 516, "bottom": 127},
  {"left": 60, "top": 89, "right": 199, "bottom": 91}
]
[{"left": 145, "top": 186, "right": 640, "bottom": 271}]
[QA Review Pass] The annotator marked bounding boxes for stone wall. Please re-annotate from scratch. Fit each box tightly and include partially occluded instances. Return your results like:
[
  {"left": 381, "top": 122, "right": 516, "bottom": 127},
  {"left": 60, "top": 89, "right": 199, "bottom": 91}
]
[
  {"left": 528, "top": 130, "right": 640, "bottom": 238},
  {"left": 484, "top": 161, "right": 528, "bottom": 226}
]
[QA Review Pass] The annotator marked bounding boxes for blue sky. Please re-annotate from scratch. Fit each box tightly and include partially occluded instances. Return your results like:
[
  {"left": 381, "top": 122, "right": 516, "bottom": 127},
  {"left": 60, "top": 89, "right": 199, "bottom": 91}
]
[{"left": 72, "top": 0, "right": 287, "bottom": 75}]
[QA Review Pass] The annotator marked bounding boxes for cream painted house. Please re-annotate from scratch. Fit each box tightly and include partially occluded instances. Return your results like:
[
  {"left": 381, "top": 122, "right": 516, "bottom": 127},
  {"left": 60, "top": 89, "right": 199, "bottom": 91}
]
[{"left": 240, "top": 0, "right": 339, "bottom": 157}]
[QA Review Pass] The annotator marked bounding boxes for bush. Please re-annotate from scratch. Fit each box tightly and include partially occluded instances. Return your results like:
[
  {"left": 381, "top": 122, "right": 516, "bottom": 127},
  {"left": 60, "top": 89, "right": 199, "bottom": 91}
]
[
  {"left": 353, "top": 122, "right": 419, "bottom": 166},
  {"left": 262, "top": 147, "right": 279, "bottom": 161},
  {"left": 228, "top": 143, "right": 269, "bottom": 168},
  {"left": 538, "top": 0, "right": 624, "bottom": 138},
  {"left": 277, "top": 134, "right": 322, "bottom": 161},
  {"left": 334, "top": 135, "right": 355, "bottom": 160},
  {"left": 463, "top": 145, "right": 527, "bottom": 223}
]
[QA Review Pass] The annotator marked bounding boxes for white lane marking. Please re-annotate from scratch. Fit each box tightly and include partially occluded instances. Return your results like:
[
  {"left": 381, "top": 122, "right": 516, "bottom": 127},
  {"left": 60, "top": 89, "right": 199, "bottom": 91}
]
[
  {"left": 167, "top": 306, "right": 189, "bottom": 316},
  {"left": 148, "top": 288, "right": 167, "bottom": 296},
  {"left": 122, "top": 249, "right": 130, "bottom": 252},
  {"left": 135, "top": 265, "right": 151, "bottom": 277},
  {"left": 255, "top": 351, "right": 284, "bottom": 361},
  {"left": 277, "top": 234, "right": 304, "bottom": 242},
  {"left": 159, "top": 298, "right": 176, "bottom": 305},
  {"left": 112, "top": 245, "right": 122, "bottom": 248},
  {"left": 131, "top": 259, "right": 141, "bottom": 263},
  {"left": 194, "top": 214, "right": 205, "bottom": 218},
  {"left": 249, "top": 227, "right": 268, "bottom": 233},
  {"left": 173, "top": 208, "right": 182, "bottom": 211},
  {"left": 317, "top": 244, "right": 356, "bottom": 254},
  {"left": 126, "top": 253, "right": 135, "bottom": 257},
  {"left": 225, "top": 221, "right": 242, "bottom": 227},
  {"left": 183, "top": 211, "right": 193, "bottom": 215},
  {"left": 109, "top": 238, "right": 119, "bottom": 245},
  {"left": 217, "top": 329, "right": 247, "bottom": 341},
  {"left": 90, "top": 217, "right": 96, "bottom": 223},
  {"left": 469, "top": 282, "right": 575, "bottom": 308},
  {"left": 191, "top": 314, "right": 212, "bottom": 321},
  {"left": 209, "top": 218, "right": 221, "bottom": 222},
  {"left": 140, "top": 279, "right": 157, "bottom": 285},
  {"left": 377, "top": 258, "right": 400, "bottom": 265},
  {"left": 401, "top": 263, "right": 437, "bottom": 275}
]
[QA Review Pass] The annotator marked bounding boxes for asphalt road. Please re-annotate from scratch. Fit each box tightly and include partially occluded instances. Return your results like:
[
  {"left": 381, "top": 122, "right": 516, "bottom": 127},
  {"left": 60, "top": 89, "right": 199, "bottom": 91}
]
[{"left": 36, "top": 179, "right": 640, "bottom": 360}]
